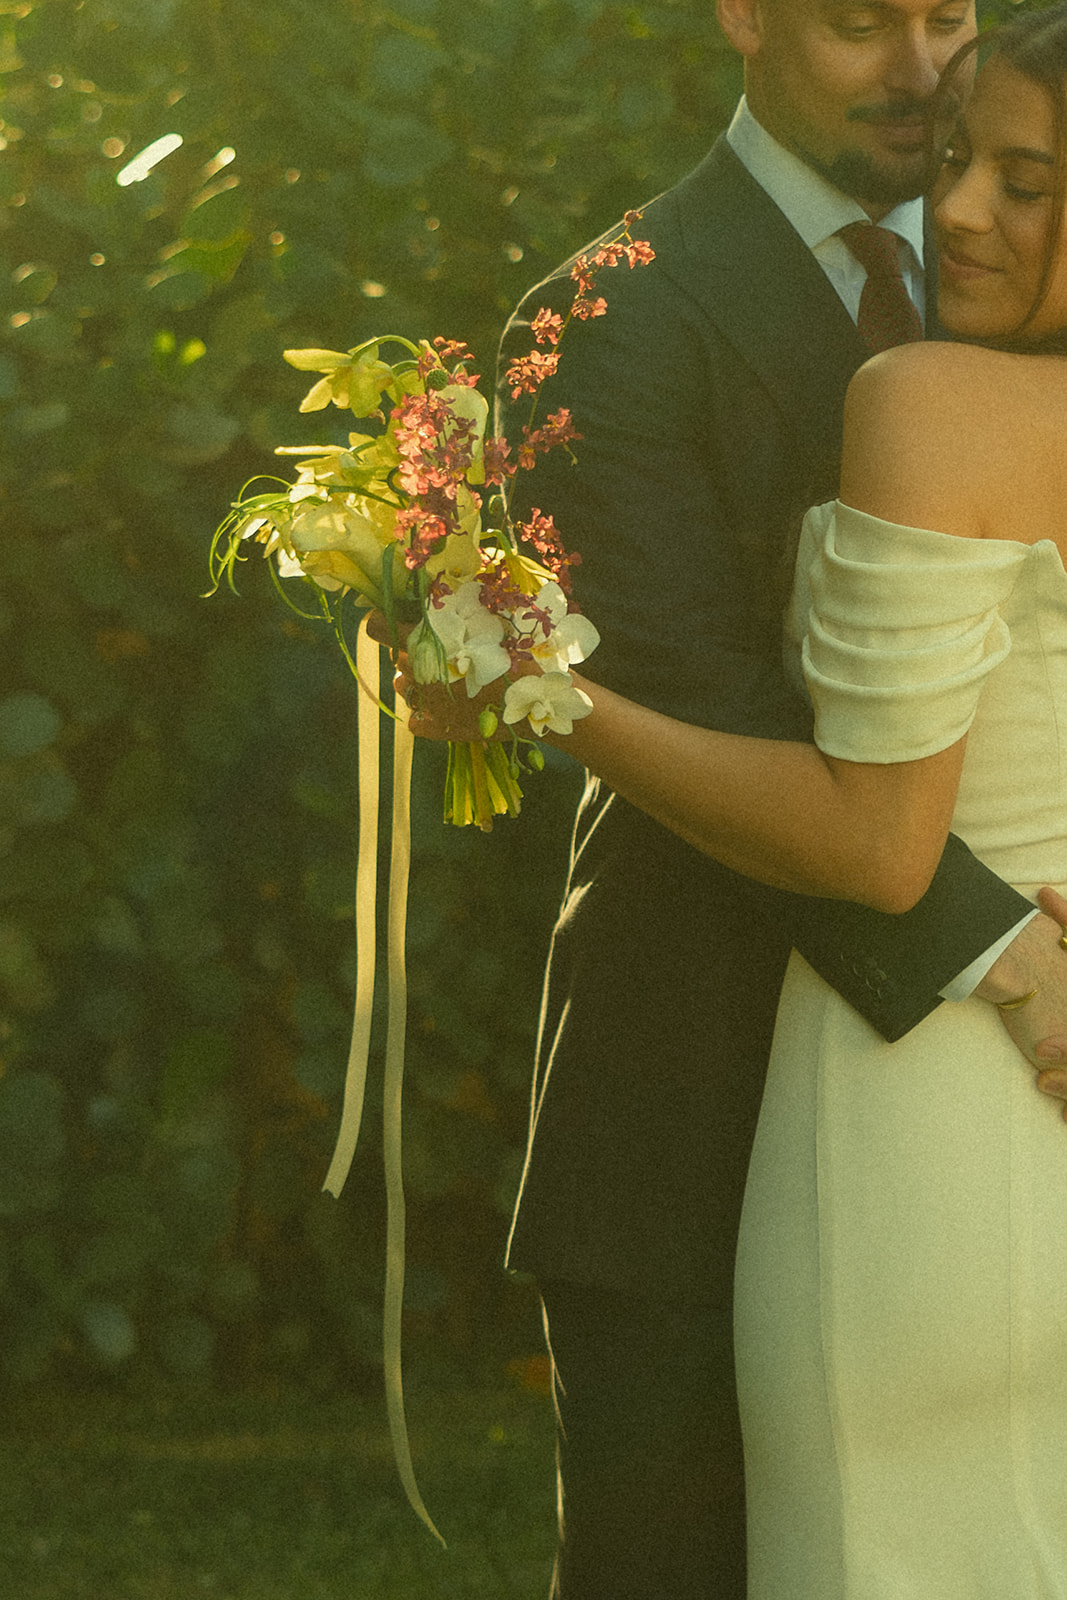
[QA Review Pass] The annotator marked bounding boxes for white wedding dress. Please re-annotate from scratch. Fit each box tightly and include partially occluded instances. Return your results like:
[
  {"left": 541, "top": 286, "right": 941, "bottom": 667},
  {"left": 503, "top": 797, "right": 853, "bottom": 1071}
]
[{"left": 734, "top": 503, "right": 1067, "bottom": 1598}]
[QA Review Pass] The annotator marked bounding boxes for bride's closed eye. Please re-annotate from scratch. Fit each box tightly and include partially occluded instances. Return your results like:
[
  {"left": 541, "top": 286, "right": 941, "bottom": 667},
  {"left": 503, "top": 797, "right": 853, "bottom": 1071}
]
[{"left": 1003, "top": 182, "right": 1048, "bottom": 203}]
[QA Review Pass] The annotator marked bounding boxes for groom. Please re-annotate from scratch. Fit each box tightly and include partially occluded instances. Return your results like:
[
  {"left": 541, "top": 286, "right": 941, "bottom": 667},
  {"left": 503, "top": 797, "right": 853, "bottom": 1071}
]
[{"left": 497, "top": 0, "right": 1067, "bottom": 1595}]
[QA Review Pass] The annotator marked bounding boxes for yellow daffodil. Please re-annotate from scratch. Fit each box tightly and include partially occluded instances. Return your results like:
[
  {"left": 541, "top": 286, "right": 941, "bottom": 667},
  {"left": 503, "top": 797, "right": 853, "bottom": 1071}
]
[
  {"left": 283, "top": 346, "right": 400, "bottom": 416},
  {"left": 287, "top": 498, "right": 404, "bottom": 603}
]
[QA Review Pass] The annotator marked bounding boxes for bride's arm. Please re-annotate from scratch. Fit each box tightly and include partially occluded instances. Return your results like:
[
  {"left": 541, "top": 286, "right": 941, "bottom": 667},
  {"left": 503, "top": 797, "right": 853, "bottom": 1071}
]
[
  {"left": 397, "top": 659, "right": 966, "bottom": 915},
  {"left": 550, "top": 677, "right": 966, "bottom": 914},
  {"left": 550, "top": 353, "right": 981, "bottom": 911},
  {"left": 400, "top": 348, "right": 990, "bottom": 914}
]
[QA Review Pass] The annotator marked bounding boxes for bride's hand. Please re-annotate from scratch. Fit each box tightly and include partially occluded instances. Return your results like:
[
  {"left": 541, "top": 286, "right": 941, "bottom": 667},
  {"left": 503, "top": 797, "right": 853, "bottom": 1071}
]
[
  {"left": 364, "top": 610, "right": 487, "bottom": 738},
  {"left": 367, "top": 608, "right": 541, "bottom": 741},
  {"left": 394, "top": 660, "right": 509, "bottom": 742},
  {"left": 365, "top": 609, "right": 411, "bottom": 651}
]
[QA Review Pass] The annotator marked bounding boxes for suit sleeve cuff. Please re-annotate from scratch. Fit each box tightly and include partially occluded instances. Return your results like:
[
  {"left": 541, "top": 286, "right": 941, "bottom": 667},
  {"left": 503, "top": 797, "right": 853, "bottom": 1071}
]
[{"left": 938, "top": 909, "right": 1041, "bottom": 1002}]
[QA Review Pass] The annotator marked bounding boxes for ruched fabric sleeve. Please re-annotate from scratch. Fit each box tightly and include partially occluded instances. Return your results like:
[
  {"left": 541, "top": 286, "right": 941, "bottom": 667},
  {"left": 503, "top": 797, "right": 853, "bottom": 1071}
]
[{"left": 799, "top": 501, "right": 1031, "bottom": 764}]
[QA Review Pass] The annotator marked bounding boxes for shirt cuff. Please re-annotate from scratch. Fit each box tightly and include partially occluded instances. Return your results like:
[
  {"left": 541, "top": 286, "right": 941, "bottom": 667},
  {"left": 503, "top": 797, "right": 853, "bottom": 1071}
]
[{"left": 938, "top": 909, "right": 1041, "bottom": 1002}]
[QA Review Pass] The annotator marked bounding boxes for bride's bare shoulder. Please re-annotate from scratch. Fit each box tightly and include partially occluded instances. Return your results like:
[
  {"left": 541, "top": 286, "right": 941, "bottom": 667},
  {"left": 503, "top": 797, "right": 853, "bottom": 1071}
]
[
  {"left": 847, "top": 339, "right": 1038, "bottom": 407},
  {"left": 840, "top": 343, "right": 1060, "bottom": 538}
]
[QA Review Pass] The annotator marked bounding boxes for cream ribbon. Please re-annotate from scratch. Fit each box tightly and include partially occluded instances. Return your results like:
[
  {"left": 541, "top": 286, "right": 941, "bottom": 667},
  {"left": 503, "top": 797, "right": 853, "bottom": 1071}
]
[{"left": 323, "top": 615, "right": 444, "bottom": 1546}]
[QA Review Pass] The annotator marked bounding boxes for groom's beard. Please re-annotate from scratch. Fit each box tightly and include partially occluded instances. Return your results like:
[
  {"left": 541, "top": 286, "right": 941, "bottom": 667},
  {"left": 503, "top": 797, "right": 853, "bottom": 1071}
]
[{"left": 800, "top": 97, "right": 937, "bottom": 209}]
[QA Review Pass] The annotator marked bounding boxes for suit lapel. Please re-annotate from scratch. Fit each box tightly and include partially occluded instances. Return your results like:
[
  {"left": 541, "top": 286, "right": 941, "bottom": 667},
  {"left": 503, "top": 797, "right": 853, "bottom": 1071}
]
[{"left": 659, "top": 139, "right": 868, "bottom": 458}]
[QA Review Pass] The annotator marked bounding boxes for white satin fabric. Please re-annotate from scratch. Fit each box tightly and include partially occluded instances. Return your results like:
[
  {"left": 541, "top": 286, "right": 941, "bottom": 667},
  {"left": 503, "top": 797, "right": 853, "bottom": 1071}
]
[{"left": 736, "top": 504, "right": 1067, "bottom": 1598}]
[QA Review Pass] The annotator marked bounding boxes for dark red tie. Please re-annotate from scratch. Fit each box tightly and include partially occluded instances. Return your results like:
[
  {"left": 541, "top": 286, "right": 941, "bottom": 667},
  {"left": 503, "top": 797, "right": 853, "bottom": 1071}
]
[{"left": 838, "top": 222, "right": 923, "bottom": 353}]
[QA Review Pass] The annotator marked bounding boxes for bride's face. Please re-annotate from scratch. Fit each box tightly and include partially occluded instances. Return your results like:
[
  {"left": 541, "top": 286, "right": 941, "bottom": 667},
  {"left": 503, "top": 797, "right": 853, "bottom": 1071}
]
[{"left": 933, "top": 55, "right": 1067, "bottom": 344}]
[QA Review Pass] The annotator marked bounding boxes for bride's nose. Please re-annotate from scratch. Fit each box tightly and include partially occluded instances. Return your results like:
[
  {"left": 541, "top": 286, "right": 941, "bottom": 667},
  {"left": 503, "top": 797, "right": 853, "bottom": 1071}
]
[{"left": 933, "top": 162, "right": 995, "bottom": 235}]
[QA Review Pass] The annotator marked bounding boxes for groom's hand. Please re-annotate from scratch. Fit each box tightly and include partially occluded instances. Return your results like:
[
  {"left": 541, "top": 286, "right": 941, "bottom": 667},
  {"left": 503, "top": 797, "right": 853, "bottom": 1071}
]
[
  {"left": 1031, "top": 887, "right": 1067, "bottom": 1116},
  {"left": 976, "top": 891, "right": 1067, "bottom": 1117}
]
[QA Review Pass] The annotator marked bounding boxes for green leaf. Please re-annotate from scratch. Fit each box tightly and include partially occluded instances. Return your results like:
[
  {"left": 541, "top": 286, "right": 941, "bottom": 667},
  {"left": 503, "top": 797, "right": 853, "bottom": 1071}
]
[
  {"left": 0, "top": 1072, "right": 66, "bottom": 1216},
  {"left": 362, "top": 114, "right": 455, "bottom": 186},
  {"left": 92, "top": 896, "right": 145, "bottom": 957},
  {"left": 180, "top": 183, "right": 251, "bottom": 244},
  {"left": 0, "top": 922, "right": 54, "bottom": 1011},
  {"left": 0, "top": 692, "right": 62, "bottom": 758},
  {"left": 0, "top": 832, "right": 94, "bottom": 902},
  {"left": 145, "top": 268, "right": 213, "bottom": 309},
  {"left": 158, "top": 1312, "right": 215, "bottom": 1377},
  {"left": 164, "top": 402, "right": 241, "bottom": 463},
  {"left": 12, "top": 754, "right": 79, "bottom": 825},
  {"left": 81, "top": 984, "right": 145, "bottom": 1042},
  {"left": 160, "top": 1028, "right": 234, "bottom": 1122},
  {"left": 368, "top": 32, "right": 447, "bottom": 95},
  {"left": 80, "top": 1299, "right": 138, "bottom": 1364},
  {"left": 12, "top": 265, "right": 58, "bottom": 306}
]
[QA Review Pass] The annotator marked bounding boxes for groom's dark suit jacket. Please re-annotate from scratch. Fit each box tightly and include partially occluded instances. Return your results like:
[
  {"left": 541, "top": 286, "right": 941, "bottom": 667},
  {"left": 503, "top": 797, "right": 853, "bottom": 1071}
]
[{"left": 498, "top": 138, "right": 1031, "bottom": 1311}]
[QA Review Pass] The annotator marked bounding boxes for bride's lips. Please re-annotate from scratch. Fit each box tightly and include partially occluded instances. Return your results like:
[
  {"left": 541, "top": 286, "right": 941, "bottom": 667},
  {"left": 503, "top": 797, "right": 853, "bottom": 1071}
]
[{"left": 938, "top": 244, "right": 1001, "bottom": 282}]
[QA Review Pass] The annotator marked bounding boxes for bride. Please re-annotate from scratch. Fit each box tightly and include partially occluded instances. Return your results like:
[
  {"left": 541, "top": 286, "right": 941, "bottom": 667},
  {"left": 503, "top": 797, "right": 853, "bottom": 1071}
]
[{"left": 398, "top": 8, "right": 1067, "bottom": 1593}]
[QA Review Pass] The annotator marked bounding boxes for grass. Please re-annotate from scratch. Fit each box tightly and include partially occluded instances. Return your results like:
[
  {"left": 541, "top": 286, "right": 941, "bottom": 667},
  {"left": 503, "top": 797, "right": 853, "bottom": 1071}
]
[{"left": 0, "top": 1375, "right": 557, "bottom": 1599}]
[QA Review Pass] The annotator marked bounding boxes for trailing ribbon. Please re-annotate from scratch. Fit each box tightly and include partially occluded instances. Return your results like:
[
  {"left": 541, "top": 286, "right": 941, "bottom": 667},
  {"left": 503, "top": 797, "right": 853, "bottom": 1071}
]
[
  {"left": 322, "top": 618, "right": 380, "bottom": 1199},
  {"left": 322, "top": 615, "right": 444, "bottom": 1546}
]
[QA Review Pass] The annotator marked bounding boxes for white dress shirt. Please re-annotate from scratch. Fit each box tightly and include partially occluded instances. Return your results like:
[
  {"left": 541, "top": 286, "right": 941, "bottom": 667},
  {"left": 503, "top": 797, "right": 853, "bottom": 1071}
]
[
  {"left": 724, "top": 96, "right": 1036, "bottom": 1000},
  {"left": 726, "top": 96, "right": 926, "bottom": 323}
]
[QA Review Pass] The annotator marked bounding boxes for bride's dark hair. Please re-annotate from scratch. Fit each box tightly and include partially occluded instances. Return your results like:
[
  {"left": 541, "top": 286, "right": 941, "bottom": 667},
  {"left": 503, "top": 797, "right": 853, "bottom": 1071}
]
[{"left": 930, "top": 1, "right": 1067, "bottom": 350}]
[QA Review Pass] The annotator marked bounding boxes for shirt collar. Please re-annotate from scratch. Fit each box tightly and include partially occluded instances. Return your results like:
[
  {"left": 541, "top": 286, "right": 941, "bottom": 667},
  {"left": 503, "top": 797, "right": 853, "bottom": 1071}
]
[{"left": 725, "top": 96, "right": 925, "bottom": 267}]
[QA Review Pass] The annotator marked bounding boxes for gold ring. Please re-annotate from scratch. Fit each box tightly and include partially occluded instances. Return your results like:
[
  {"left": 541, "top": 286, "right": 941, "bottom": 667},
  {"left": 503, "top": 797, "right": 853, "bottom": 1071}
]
[{"left": 1060, "top": 931, "right": 1067, "bottom": 952}]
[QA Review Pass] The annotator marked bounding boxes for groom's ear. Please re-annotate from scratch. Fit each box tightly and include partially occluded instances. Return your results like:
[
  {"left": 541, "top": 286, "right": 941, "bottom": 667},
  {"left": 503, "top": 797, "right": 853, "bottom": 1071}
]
[{"left": 717, "top": 0, "right": 766, "bottom": 57}]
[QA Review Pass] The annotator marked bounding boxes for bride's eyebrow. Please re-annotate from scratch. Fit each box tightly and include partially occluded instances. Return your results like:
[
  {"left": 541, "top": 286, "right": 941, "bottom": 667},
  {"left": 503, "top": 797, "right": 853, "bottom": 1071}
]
[{"left": 996, "top": 144, "right": 1056, "bottom": 165}]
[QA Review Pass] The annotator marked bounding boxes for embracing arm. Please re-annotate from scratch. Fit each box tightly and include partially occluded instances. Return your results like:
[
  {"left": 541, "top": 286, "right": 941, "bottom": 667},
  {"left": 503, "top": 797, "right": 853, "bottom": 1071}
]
[
  {"left": 541, "top": 679, "right": 1067, "bottom": 1069},
  {"left": 405, "top": 335, "right": 1057, "bottom": 1041},
  {"left": 552, "top": 345, "right": 1067, "bottom": 1055},
  {"left": 529, "top": 347, "right": 994, "bottom": 908},
  {"left": 552, "top": 673, "right": 964, "bottom": 914}
]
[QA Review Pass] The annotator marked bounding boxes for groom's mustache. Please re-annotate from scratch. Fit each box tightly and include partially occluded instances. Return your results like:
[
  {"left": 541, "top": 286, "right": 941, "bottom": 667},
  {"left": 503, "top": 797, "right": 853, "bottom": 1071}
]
[{"left": 847, "top": 98, "right": 934, "bottom": 125}]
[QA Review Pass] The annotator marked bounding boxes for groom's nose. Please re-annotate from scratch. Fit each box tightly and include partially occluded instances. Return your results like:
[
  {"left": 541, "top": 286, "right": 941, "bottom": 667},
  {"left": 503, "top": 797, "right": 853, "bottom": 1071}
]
[{"left": 884, "top": 25, "right": 953, "bottom": 102}]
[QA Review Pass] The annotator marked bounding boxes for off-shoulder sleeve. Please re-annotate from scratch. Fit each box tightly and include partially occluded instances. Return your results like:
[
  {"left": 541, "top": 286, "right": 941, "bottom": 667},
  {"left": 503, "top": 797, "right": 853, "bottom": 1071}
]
[{"left": 800, "top": 501, "right": 1031, "bottom": 763}]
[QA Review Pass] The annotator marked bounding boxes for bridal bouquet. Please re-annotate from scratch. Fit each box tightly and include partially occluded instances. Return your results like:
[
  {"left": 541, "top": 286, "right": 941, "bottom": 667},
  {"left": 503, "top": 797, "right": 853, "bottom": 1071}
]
[
  {"left": 205, "top": 212, "right": 653, "bottom": 1543},
  {"left": 207, "top": 211, "right": 654, "bottom": 831}
]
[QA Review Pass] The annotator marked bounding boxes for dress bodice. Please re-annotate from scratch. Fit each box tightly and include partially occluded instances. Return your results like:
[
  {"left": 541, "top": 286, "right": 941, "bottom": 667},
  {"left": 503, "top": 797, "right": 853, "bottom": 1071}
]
[{"left": 788, "top": 501, "right": 1067, "bottom": 888}]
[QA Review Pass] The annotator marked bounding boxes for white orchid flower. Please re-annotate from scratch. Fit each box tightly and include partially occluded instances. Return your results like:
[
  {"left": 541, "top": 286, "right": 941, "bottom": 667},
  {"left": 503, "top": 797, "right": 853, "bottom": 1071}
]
[
  {"left": 235, "top": 510, "right": 293, "bottom": 565},
  {"left": 519, "top": 581, "right": 601, "bottom": 672},
  {"left": 503, "top": 672, "right": 593, "bottom": 737},
  {"left": 275, "top": 546, "right": 305, "bottom": 580},
  {"left": 428, "top": 581, "right": 510, "bottom": 695}
]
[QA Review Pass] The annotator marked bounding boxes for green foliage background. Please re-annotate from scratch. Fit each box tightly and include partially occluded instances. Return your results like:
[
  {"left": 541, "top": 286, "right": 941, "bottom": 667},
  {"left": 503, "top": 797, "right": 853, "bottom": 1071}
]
[{"left": 0, "top": 0, "right": 740, "bottom": 1389}]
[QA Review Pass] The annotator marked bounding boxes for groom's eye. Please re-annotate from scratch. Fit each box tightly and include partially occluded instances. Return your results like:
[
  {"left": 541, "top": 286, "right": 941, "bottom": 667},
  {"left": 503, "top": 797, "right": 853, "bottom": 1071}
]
[
  {"left": 930, "top": 9, "right": 971, "bottom": 32},
  {"left": 827, "top": 6, "right": 884, "bottom": 38}
]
